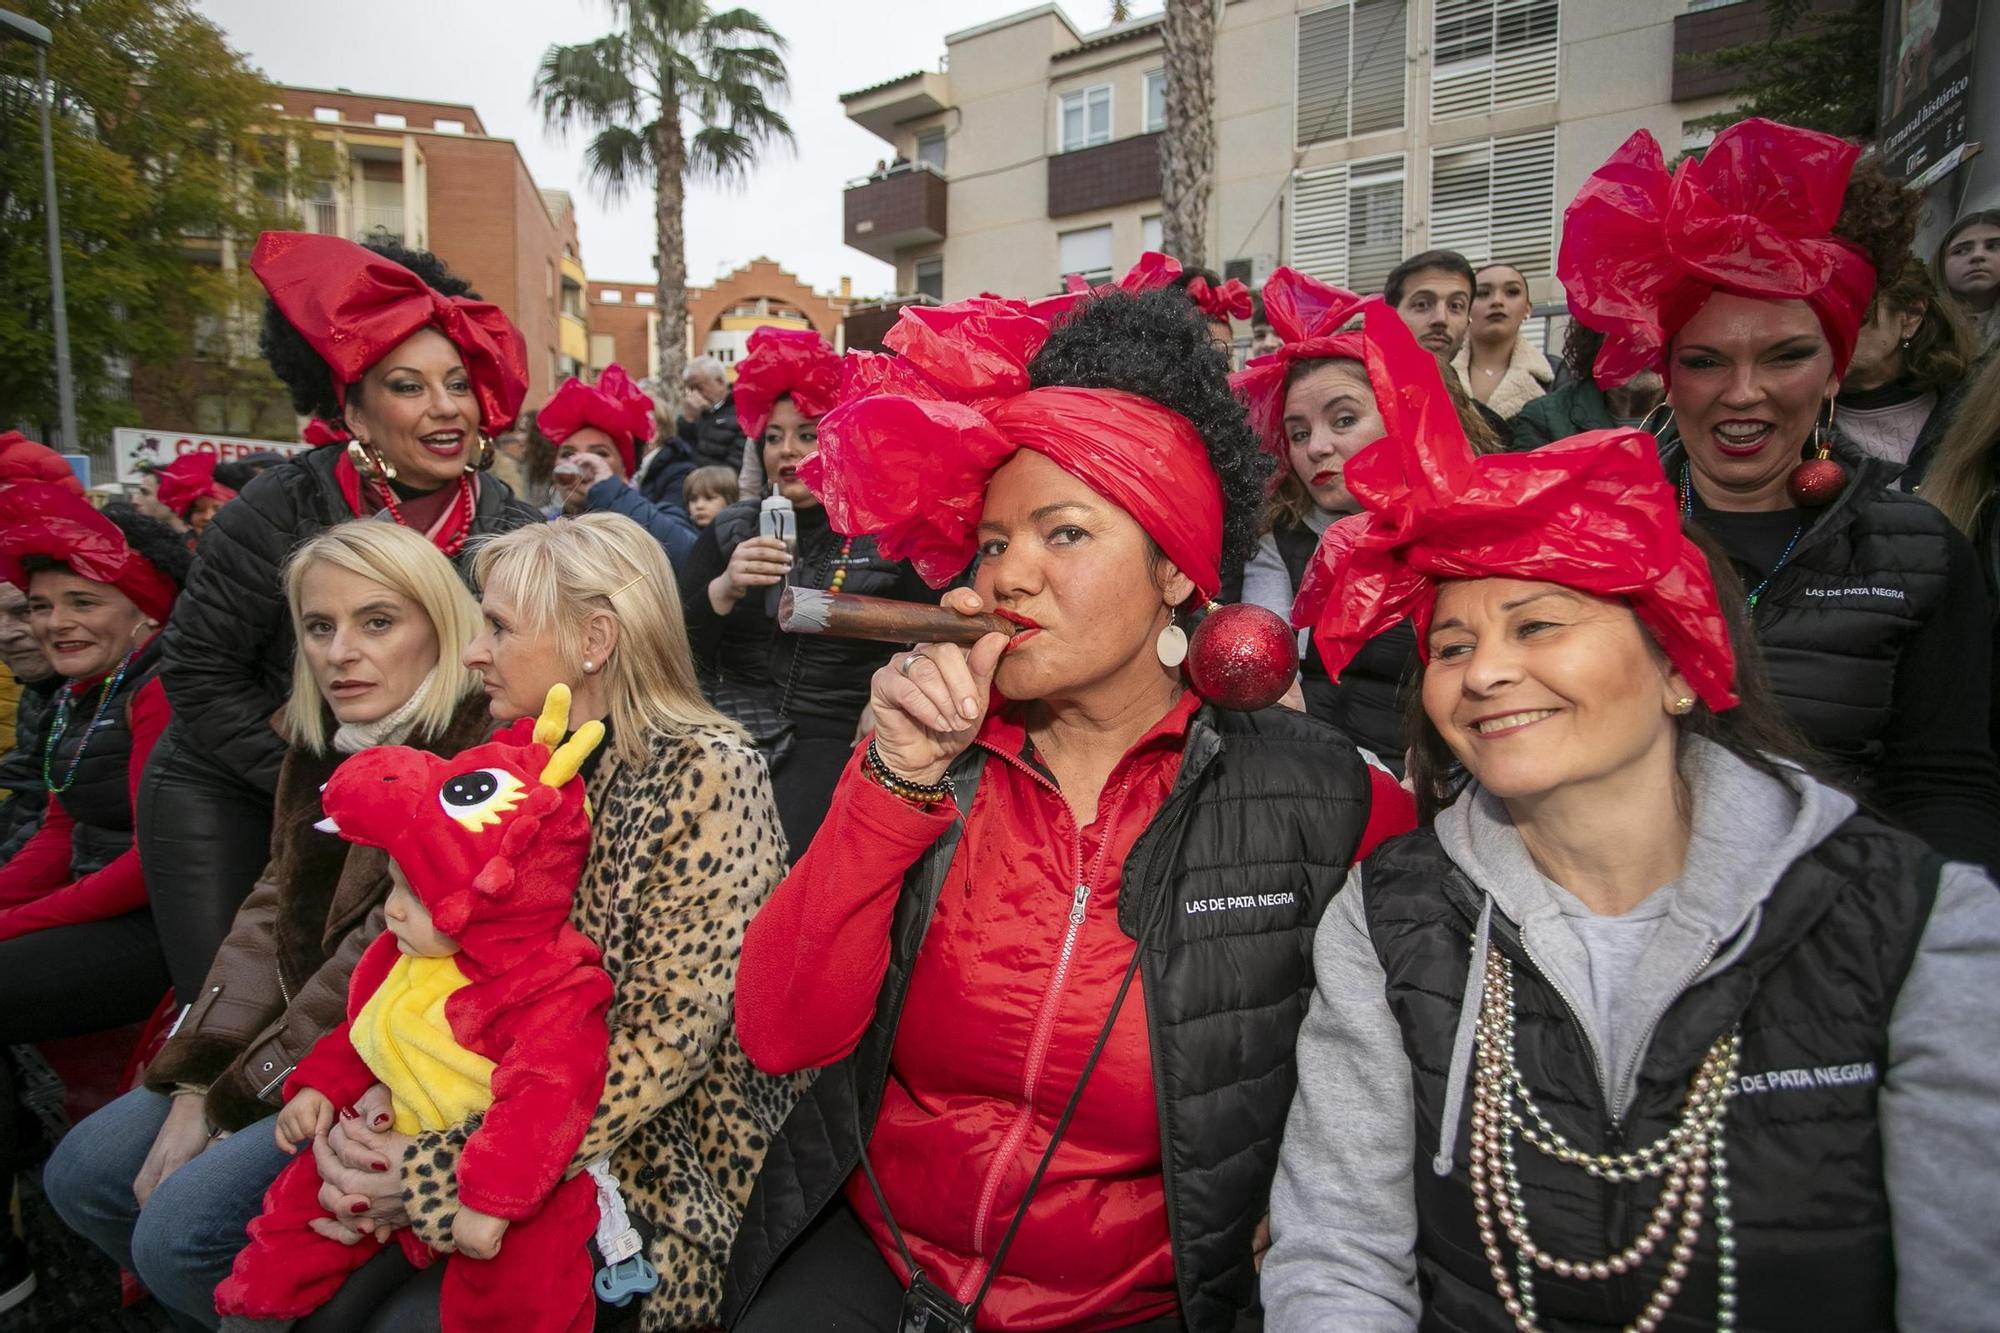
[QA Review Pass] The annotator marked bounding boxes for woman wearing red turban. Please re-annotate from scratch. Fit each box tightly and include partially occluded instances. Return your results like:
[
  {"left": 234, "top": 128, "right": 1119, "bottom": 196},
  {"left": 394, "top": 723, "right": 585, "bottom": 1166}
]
[
  {"left": 1231, "top": 267, "right": 1504, "bottom": 772},
  {"left": 1558, "top": 117, "right": 1999, "bottom": 871},
  {"left": 725, "top": 282, "right": 1412, "bottom": 1332},
  {"left": 538, "top": 363, "right": 705, "bottom": 565},
  {"left": 136, "top": 235, "right": 542, "bottom": 1021},
  {"left": 153, "top": 452, "right": 237, "bottom": 538},
  {"left": 675, "top": 325, "right": 937, "bottom": 856},
  {"left": 0, "top": 485, "right": 192, "bottom": 1302},
  {"left": 1261, "top": 302, "right": 2000, "bottom": 1333}
]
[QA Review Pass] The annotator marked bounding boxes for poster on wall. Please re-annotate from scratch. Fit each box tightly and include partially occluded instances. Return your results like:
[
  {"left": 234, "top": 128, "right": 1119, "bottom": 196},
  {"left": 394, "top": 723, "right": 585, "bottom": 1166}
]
[
  {"left": 1877, "top": 0, "right": 1979, "bottom": 189},
  {"left": 112, "top": 428, "right": 310, "bottom": 485}
]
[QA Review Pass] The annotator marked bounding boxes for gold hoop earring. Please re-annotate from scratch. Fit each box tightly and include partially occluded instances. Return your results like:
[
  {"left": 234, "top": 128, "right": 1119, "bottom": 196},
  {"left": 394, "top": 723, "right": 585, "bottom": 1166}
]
[
  {"left": 466, "top": 433, "right": 493, "bottom": 474},
  {"left": 345, "top": 439, "right": 397, "bottom": 483},
  {"left": 1635, "top": 400, "right": 1675, "bottom": 440}
]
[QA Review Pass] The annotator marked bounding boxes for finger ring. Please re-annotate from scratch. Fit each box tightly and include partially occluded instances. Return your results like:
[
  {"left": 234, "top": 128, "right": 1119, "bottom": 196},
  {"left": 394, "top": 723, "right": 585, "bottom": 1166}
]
[{"left": 898, "top": 652, "right": 922, "bottom": 677}]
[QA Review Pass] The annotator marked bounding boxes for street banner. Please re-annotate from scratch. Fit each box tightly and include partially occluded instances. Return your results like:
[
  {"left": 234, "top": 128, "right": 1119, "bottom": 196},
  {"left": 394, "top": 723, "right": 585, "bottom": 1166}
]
[
  {"left": 112, "top": 427, "right": 310, "bottom": 485},
  {"left": 1878, "top": 0, "right": 1979, "bottom": 187}
]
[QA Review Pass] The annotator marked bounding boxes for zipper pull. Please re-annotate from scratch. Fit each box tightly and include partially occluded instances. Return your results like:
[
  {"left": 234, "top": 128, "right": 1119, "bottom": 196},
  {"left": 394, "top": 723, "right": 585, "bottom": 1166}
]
[{"left": 1070, "top": 882, "right": 1090, "bottom": 923}]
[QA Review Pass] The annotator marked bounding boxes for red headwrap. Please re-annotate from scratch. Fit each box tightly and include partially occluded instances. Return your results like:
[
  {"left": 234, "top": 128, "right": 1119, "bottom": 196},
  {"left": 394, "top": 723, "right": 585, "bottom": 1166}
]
[
  {"left": 301, "top": 418, "right": 349, "bottom": 446},
  {"left": 250, "top": 231, "right": 531, "bottom": 436},
  {"left": 1230, "top": 267, "right": 1371, "bottom": 461},
  {"left": 0, "top": 431, "right": 83, "bottom": 496},
  {"left": 0, "top": 482, "right": 179, "bottom": 623},
  {"left": 1184, "top": 273, "right": 1252, "bottom": 323},
  {"left": 804, "top": 293, "right": 1226, "bottom": 599},
  {"left": 537, "top": 363, "right": 658, "bottom": 475},
  {"left": 154, "top": 452, "right": 237, "bottom": 517},
  {"left": 1559, "top": 118, "right": 1875, "bottom": 388},
  {"left": 732, "top": 327, "right": 844, "bottom": 442},
  {"left": 1062, "top": 249, "right": 1182, "bottom": 298},
  {"left": 1292, "top": 304, "right": 1738, "bottom": 712}
]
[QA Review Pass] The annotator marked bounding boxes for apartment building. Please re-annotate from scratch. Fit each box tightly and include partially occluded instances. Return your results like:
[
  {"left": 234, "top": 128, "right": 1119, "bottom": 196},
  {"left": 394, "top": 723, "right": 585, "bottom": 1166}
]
[{"left": 840, "top": 0, "right": 1760, "bottom": 319}]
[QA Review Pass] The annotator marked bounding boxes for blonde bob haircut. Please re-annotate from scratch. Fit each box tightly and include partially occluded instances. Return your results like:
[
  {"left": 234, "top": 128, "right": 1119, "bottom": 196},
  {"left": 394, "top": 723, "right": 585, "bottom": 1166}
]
[
  {"left": 470, "top": 513, "right": 737, "bottom": 765},
  {"left": 282, "top": 521, "right": 485, "bottom": 754}
]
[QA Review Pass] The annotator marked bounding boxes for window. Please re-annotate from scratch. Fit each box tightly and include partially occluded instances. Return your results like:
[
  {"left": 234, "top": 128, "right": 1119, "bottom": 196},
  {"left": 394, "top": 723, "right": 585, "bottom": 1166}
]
[
  {"left": 1427, "top": 127, "right": 1558, "bottom": 277},
  {"left": 1143, "top": 214, "right": 1163, "bottom": 252},
  {"left": 916, "top": 129, "right": 947, "bottom": 173},
  {"left": 599, "top": 289, "right": 624, "bottom": 303},
  {"left": 1058, "top": 225, "right": 1114, "bottom": 286},
  {"left": 1295, "top": 0, "right": 1407, "bottom": 147},
  {"left": 433, "top": 118, "right": 466, "bottom": 134},
  {"left": 915, "top": 256, "right": 945, "bottom": 301},
  {"left": 373, "top": 112, "right": 407, "bottom": 129},
  {"left": 1289, "top": 154, "right": 1405, "bottom": 291},
  {"left": 1059, "top": 85, "right": 1113, "bottom": 153},
  {"left": 1431, "top": 0, "right": 1560, "bottom": 122},
  {"left": 1144, "top": 70, "right": 1167, "bottom": 133},
  {"left": 634, "top": 291, "right": 655, "bottom": 306},
  {"left": 313, "top": 106, "right": 340, "bottom": 123}
]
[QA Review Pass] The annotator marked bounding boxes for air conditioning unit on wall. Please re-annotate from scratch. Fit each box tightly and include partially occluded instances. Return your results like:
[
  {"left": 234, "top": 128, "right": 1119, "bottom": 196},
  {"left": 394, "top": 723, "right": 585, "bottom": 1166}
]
[{"left": 1222, "top": 254, "right": 1275, "bottom": 290}]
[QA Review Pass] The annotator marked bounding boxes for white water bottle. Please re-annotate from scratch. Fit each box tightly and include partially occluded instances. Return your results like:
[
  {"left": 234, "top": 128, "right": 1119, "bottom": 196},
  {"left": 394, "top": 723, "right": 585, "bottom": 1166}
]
[{"left": 759, "top": 494, "right": 797, "bottom": 618}]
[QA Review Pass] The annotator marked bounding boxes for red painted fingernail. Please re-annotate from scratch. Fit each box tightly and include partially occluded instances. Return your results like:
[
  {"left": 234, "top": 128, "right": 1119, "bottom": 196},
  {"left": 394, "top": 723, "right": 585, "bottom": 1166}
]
[
  {"left": 371, "top": 1160, "right": 389, "bottom": 1172},
  {"left": 338, "top": 1107, "right": 357, "bottom": 1120},
  {"left": 349, "top": 1201, "right": 369, "bottom": 1214},
  {"left": 373, "top": 1115, "right": 390, "bottom": 1128}
]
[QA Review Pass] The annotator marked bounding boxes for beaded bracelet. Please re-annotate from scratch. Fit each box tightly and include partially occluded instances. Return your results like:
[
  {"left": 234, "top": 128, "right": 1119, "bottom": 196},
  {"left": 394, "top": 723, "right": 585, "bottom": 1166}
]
[{"left": 864, "top": 738, "right": 954, "bottom": 807}]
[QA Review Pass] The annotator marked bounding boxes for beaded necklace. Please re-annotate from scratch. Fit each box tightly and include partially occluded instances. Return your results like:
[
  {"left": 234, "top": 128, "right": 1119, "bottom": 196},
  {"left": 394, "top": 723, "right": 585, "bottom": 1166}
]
[
  {"left": 1470, "top": 948, "right": 1740, "bottom": 1333},
  {"left": 42, "top": 647, "right": 141, "bottom": 795},
  {"left": 1678, "top": 465, "right": 1802, "bottom": 611},
  {"left": 372, "top": 474, "right": 477, "bottom": 558},
  {"left": 826, "top": 535, "right": 856, "bottom": 593}
]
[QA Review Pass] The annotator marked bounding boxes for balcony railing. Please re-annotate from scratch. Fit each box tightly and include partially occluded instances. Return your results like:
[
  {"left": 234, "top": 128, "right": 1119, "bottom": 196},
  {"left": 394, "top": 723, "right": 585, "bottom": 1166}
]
[
  {"left": 844, "top": 162, "right": 947, "bottom": 263},
  {"left": 353, "top": 205, "right": 404, "bottom": 242},
  {"left": 304, "top": 199, "right": 339, "bottom": 235},
  {"left": 1047, "top": 132, "right": 1161, "bottom": 219}
]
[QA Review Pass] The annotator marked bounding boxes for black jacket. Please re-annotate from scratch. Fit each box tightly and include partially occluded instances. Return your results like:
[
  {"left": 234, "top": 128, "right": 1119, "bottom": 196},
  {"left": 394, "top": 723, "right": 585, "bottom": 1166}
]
[
  {"left": 1666, "top": 436, "right": 2000, "bottom": 869},
  {"left": 48, "top": 638, "right": 163, "bottom": 877},
  {"left": 0, "top": 674, "right": 58, "bottom": 856},
  {"left": 1511, "top": 379, "right": 1676, "bottom": 452},
  {"left": 723, "top": 706, "right": 1375, "bottom": 1331},
  {"left": 1363, "top": 817, "right": 1937, "bottom": 1331},
  {"left": 1271, "top": 521, "right": 1415, "bottom": 770},
  {"left": 676, "top": 391, "right": 747, "bottom": 474},
  {"left": 679, "top": 500, "right": 937, "bottom": 733},
  {"left": 158, "top": 447, "right": 537, "bottom": 796}
]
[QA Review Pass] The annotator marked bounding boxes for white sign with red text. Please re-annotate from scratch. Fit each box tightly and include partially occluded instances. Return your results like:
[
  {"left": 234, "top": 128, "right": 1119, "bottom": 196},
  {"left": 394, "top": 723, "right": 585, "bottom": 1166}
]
[{"left": 113, "top": 428, "right": 310, "bottom": 485}]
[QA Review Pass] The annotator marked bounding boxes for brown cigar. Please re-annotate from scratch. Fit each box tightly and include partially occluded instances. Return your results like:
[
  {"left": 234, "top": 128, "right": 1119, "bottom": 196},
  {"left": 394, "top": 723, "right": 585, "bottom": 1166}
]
[{"left": 778, "top": 587, "right": 1017, "bottom": 647}]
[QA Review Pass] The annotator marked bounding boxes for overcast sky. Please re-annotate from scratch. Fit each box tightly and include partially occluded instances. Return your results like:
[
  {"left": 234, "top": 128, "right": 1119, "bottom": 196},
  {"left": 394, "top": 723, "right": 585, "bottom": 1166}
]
[{"left": 193, "top": 0, "right": 1156, "bottom": 300}]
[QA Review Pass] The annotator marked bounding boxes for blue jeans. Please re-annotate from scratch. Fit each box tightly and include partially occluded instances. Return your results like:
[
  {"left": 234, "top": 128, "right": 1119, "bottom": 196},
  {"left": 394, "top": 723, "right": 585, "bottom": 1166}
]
[{"left": 42, "top": 1086, "right": 288, "bottom": 1331}]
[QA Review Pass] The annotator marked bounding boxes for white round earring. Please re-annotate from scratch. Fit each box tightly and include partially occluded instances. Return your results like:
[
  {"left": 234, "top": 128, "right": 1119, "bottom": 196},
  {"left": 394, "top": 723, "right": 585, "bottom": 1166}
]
[
  {"left": 582, "top": 659, "right": 596, "bottom": 674},
  {"left": 1155, "top": 611, "right": 1188, "bottom": 669}
]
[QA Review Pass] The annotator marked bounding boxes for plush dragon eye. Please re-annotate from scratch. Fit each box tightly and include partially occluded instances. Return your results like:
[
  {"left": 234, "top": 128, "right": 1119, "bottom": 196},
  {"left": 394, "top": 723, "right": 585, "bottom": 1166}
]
[{"left": 437, "top": 767, "right": 526, "bottom": 831}]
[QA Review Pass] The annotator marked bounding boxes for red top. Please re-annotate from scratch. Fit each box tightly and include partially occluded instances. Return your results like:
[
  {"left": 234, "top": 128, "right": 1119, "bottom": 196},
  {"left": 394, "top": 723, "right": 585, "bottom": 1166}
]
[
  {"left": 0, "top": 674, "right": 169, "bottom": 941},
  {"left": 736, "top": 697, "right": 1414, "bottom": 1330}
]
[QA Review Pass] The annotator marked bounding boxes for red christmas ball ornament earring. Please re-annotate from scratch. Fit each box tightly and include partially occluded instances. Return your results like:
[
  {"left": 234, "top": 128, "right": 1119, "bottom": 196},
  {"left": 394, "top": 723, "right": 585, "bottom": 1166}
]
[
  {"left": 1785, "top": 396, "right": 1846, "bottom": 508},
  {"left": 1186, "top": 602, "right": 1300, "bottom": 711}
]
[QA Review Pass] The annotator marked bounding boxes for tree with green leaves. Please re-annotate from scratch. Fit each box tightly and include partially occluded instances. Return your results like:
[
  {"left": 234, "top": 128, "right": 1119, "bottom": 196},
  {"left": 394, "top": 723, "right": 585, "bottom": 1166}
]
[
  {"left": 1690, "top": 0, "right": 1884, "bottom": 140},
  {"left": 0, "top": 0, "right": 308, "bottom": 455},
  {"left": 534, "top": 0, "right": 794, "bottom": 395}
]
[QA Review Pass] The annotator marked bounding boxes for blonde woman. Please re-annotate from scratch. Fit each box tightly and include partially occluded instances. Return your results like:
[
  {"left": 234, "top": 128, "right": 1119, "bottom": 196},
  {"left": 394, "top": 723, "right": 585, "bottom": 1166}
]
[
  {"left": 302, "top": 513, "right": 795, "bottom": 1333},
  {"left": 45, "top": 522, "right": 491, "bottom": 1331}
]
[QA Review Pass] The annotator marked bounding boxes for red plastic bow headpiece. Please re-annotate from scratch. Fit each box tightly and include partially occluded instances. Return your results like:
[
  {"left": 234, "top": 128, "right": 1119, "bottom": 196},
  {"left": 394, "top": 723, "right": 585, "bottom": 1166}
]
[
  {"left": 1230, "top": 267, "right": 1373, "bottom": 463},
  {"left": 1063, "top": 249, "right": 1183, "bottom": 299},
  {"left": 1559, "top": 118, "right": 1875, "bottom": 388},
  {"left": 1185, "top": 274, "right": 1252, "bottom": 323},
  {"left": 732, "top": 327, "right": 844, "bottom": 443},
  {"left": 0, "top": 431, "right": 83, "bottom": 496},
  {"left": 250, "top": 231, "right": 531, "bottom": 436},
  {"left": 805, "top": 292, "right": 1226, "bottom": 599},
  {"left": 537, "top": 363, "right": 658, "bottom": 475},
  {"left": 301, "top": 418, "right": 350, "bottom": 446},
  {"left": 155, "top": 452, "right": 237, "bottom": 517},
  {"left": 0, "top": 482, "right": 179, "bottom": 623},
  {"left": 1291, "top": 304, "right": 1738, "bottom": 712}
]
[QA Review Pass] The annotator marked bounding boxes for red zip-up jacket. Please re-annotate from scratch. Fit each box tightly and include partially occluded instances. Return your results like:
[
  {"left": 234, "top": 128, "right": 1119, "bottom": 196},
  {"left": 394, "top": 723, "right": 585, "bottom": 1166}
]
[{"left": 737, "top": 696, "right": 1413, "bottom": 1329}]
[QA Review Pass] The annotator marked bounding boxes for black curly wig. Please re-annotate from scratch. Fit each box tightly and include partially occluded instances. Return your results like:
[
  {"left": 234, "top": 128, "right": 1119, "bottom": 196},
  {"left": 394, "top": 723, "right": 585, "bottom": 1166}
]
[
  {"left": 19, "top": 502, "right": 193, "bottom": 595},
  {"left": 260, "top": 238, "right": 479, "bottom": 422},
  {"left": 1028, "top": 286, "right": 1272, "bottom": 575}
]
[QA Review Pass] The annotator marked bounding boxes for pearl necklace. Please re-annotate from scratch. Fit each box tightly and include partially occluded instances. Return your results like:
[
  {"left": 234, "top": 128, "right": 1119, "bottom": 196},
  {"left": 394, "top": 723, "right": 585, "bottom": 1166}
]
[{"left": 1469, "top": 946, "right": 1739, "bottom": 1333}]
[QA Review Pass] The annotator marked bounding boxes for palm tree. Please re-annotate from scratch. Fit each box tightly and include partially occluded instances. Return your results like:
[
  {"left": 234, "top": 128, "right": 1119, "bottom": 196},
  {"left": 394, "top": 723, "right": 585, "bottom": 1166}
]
[
  {"left": 1158, "top": 0, "right": 1216, "bottom": 267},
  {"left": 534, "top": 1, "right": 793, "bottom": 394}
]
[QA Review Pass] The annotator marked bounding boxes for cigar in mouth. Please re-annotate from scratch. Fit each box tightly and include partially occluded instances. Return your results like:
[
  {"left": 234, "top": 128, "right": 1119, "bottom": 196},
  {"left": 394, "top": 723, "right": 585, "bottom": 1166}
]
[{"left": 778, "top": 587, "right": 1018, "bottom": 647}]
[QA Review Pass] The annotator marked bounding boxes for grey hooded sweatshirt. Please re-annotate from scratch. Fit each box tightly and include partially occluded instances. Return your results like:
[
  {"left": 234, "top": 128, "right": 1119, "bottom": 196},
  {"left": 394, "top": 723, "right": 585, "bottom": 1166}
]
[{"left": 1262, "top": 738, "right": 2000, "bottom": 1332}]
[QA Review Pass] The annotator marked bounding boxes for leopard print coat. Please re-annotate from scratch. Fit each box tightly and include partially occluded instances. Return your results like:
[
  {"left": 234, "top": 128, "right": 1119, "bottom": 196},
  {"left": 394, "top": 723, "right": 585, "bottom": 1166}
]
[{"left": 400, "top": 720, "right": 803, "bottom": 1329}]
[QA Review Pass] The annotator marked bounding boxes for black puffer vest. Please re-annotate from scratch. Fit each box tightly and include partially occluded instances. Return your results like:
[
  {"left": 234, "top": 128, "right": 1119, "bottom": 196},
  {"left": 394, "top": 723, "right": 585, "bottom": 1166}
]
[
  {"left": 47, "top": 637, "right": 163, "bottom": 877},
  {"left": 724, "top": 706, "right": 1373, "bottom": 1331},
  {"left": 1272, "top": 522, "right": 1416, "bottom": 769},
  {"left": 1361, "top": 818, "right": 1939, "bottom": 1332},
  {"left": 1666, "top": 440, "right": 1954, "bottom": 782}
]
